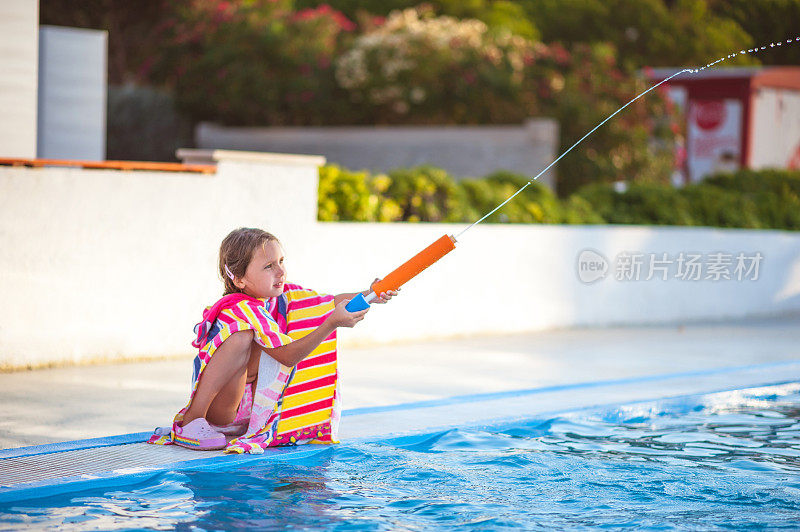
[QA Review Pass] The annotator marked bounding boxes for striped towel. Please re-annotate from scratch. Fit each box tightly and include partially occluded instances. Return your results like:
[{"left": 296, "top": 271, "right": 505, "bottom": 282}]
[{"left": 148, "top": 283, "right": 340, "bottom": 454}]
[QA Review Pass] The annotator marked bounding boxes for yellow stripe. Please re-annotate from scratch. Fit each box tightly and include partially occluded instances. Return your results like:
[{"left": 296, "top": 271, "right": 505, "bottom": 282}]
[
  {"left": 286, "top": 290, "right": 318, "bottom": 301},
  {"left": 276, "top": 409, "right": 332, "bottom": 433},
  {"left": 301, "top": 341, "right": 335, "bottom": 361},
  {"left": 238, "top": 303, "right": 265, "bottom": 341},
  {"left": 287, "top": 304, "right": 329, "bottom": 321},
  {"left": 288, "top": 327, "right": 314, "bottom": 340},
  {"left": 293, "top": 361, "right": 336, "bottom": 383},
  {"left": 280, "top": 384, "right": 336, "bottom": 411},
  {"left": 308, "top": 338, "right": 336, "bottom": 355}
]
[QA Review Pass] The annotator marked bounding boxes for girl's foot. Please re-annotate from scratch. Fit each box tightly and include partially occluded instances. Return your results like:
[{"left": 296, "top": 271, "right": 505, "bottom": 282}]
[{"left": 173, "top": 418, "right": 227, "bottom": 450}]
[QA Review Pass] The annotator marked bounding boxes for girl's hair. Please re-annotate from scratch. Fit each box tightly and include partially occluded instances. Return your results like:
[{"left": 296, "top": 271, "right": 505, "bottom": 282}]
[{"left": 219, "top": 228, "right": 280, "bottom": 295}]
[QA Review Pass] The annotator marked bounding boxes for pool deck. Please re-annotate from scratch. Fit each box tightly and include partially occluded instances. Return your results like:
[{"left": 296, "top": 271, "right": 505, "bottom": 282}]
[{"left": 1, "top": 315, "right": 800, "bottom": 498}]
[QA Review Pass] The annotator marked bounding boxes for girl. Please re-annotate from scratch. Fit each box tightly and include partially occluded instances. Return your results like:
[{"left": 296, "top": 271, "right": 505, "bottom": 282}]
[{"left": 149, "top": 227, "right": 395, "bottom": 452}]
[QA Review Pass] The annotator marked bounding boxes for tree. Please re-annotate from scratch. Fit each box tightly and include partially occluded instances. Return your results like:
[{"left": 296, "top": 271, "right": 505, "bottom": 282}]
[
  {"left": 711, "top": 0, "right": 800, "bottom": 65},
  {"left": 39, "top": 0, "right": 175, "bottom": 84},
  {"left": 519, "top": 0, "right": 754, "bottom": 69}
]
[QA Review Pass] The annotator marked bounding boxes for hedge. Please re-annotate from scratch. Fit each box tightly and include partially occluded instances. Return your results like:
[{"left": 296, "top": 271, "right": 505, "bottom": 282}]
[{"left": 318, "top": 165, "right": 800, "bottom": 231}]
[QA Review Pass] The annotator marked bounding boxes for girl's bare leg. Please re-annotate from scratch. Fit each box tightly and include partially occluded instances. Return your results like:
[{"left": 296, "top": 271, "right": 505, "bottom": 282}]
[
  {"left": 205, "top": 341, "right": 261, "bottom": 425},
  {"left": 181, "top": 330, "right": 253, "bottom": 426}
]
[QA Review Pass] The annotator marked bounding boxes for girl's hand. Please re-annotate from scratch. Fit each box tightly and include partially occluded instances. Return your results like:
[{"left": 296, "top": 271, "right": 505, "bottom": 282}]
[
  {"left": 328, "top": 300, "right": 369, "bottom": 328},
  {"left": 366, "top": 278, "right": 399, "bottom": 304}
]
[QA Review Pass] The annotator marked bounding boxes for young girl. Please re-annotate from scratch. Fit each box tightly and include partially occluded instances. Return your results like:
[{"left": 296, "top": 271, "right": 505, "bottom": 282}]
[{"left": 149, "top": 227, "right": 395, "bottom": 453}]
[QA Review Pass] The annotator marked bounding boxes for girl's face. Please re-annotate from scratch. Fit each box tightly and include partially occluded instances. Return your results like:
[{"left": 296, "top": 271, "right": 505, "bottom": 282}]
[{"left": 235, "top": 240, "right": 286, "bottom": 299}]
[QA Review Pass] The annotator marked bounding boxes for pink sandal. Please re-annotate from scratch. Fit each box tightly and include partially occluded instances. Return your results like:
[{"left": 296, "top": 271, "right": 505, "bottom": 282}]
[
  {"left": 209, "top": 419, "right": 249, "bottom": 436},
  {"left": 173, "top": 418, "right": 227, "bottom": 450}
]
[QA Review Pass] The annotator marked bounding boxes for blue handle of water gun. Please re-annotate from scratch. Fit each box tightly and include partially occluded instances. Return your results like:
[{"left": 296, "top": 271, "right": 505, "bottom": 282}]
[{"left": 345, "top": 293, "right": 370, "bottom": 312}]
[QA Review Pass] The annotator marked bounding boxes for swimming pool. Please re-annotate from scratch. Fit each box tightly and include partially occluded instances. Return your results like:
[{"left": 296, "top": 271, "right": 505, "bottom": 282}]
[{"left": 1, "top": 381, "right": 798, "bottom": 530}]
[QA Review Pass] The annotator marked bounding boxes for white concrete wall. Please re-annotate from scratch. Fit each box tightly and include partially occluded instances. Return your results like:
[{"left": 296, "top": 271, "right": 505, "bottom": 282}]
[
  {"left": 0, "top": 151, "right": 323, "bottom": 369},
  {"left": 38, "top": 26, "right": 107, "bottom": 160},
  {"left": 2, "top": 150, "right": 800, "bottom": 368},
  {"left": 750, "top": 87, "right": 800, "bottom": 169},
  {"left": 0, "top": 0, "right": 38, "bottom": 158},
  {"left": 196, "top": 119, "right": 559, "bottom": 188},
  {"left": 304, "top": 223, "right": 800, "bottom": 345}
]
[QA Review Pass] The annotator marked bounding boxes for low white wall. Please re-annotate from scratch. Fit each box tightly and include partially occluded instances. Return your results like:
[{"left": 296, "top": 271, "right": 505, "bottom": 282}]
[
  {"left": 196, "top": 119, "right": 559, "bottom": 188},
  {"left": 0, "top": 151, "right": 323, "bottom": 369},
  {"left": 2, "top": 150, "right": 800, "bottom": 368},
  {"left": 302, "top": 223, "right": 800, "bottom": 345}
]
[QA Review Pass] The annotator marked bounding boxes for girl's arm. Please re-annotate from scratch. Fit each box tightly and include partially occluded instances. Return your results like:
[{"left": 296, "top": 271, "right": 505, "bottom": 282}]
[
  {"left": 334, "top": 278, "right": 398, "bottom": 305},
  {"left": 264, "top": 301, "right": 368, "bottom": 367}
]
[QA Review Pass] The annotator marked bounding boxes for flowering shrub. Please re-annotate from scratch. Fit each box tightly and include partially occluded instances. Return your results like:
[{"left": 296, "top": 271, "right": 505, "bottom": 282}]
[
  {"left": 147, "top": 0, "right": 357, "bottom": 125},
  {"left": 552, "top": 44, "right": 677, "bottom": 196},
  {"left": 334, "top": 6, "right": 559, "bottom": 124},
  {"left": 150, "top": 4, "right": 678, "bottom": 192},
  {"left": 333, "top": 7, "right": 678, "bottom": 194}
]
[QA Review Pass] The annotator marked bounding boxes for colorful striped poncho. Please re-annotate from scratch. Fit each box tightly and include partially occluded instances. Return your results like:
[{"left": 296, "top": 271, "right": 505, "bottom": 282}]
[{"left": 148, "top": 283, "right": 340, "bottom": 454}]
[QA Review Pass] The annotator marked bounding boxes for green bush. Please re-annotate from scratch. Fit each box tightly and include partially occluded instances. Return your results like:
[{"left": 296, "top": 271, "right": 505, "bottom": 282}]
[
  {"left": 318, "top": 165, "right": 374, "bottom": 222},
  {"left": 483, "top": 171, "right": 562, "bottom": 223},
  {"left": 577, "top": 182, "right": 696, "bottom": 226},
  {"left": 574, "top": 169, "right": 800, "bottom": 230},
  {"left": 679, "top": 185, "right": 762, "bottom": 229},
  {"left": 320, "top": 165, "right": 591, "bottom": 224},
  {"left": 381, "top": 166, "right": 473, "bottom": 223},
  {"left": 319, "top": 166, "right": 800, "bottom": 231},
  {"left": 562, "top": 195, "right": 606, "bottom": 224},
  {"left": 701, "top": 169, "right": 800, "bottom": 230}
]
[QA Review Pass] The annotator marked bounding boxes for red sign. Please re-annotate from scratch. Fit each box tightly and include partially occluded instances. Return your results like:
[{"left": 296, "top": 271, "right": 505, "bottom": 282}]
[{"left": 693, "top": 101, "right": 726, "bottom": 131}]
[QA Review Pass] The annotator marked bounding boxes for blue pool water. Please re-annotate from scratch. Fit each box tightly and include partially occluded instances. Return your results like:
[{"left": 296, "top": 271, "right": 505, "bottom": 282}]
[{"left": 2, "top": 383, "right": 799, "bottom": 530}]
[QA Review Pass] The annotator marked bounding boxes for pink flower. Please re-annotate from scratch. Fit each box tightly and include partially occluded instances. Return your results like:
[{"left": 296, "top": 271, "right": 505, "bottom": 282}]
[
  {"left": 331, "top": 11, "right": 356, "bottom": 31},
  {"left": 551, "top": 44, "right": 571, "bottom": 65}
]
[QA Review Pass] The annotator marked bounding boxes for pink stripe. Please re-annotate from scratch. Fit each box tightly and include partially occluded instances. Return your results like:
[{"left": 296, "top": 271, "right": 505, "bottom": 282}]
[
  {"left": 283, "top": 373, "right": 337, "bottom": 395},
  {"left": 290, "top": 316, "right": 327, "bottom": 330},
  {"left": 218, "top": 314, "right": 237, "bottom": 324},
  {"left": 228, "top": 304, "right": 250, "bottom": 324},
  {"left": 301, "top": 346, "right": 336, "bottom": 363},
  {"left": 290, "top": 295, "right": 334, "bottom": 310},
  {"left": 296, "top": 351, "right": 336, "bottom": 370},
  {"left": 280, "top": 397, "right": 334, "bottom": 419}
]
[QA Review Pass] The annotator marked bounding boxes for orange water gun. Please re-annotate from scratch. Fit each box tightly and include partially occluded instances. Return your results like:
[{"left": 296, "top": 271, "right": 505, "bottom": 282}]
[{"left": 345, "top": 234, "right": 457, "bottom": 311}]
